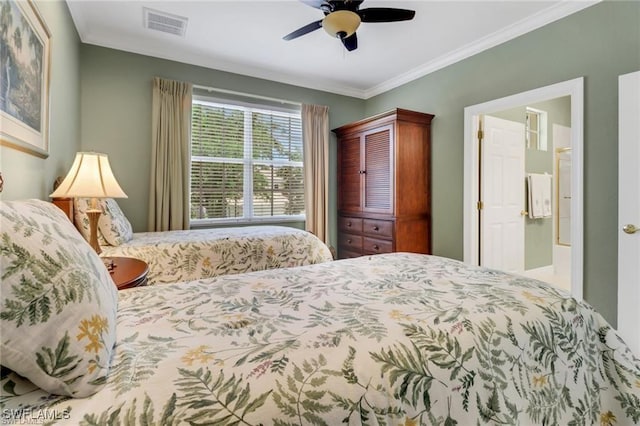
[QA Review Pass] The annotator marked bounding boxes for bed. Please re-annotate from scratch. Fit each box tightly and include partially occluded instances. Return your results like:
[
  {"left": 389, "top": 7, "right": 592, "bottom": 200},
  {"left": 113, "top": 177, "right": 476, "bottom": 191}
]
[
  {"left": 2, "top": 200, "right": 639, "bottom": 425},
  {"left": 98, "top": 226, "right": 334, "bottom": 285},
  {"left": 70, "top": 198, "right": 334, "bottom": 284}
]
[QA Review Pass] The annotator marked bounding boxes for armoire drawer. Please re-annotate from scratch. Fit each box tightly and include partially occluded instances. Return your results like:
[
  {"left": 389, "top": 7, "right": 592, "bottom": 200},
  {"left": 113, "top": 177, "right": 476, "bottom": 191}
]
[
  {"left": 338, "top": 233, "right": 363, "bottom": 251},
  {"left": 363, "top": 237, "right": 393, "bottom": 255},
  {"left": 362, "top": 219, "right": 393, "bottom": 239},
  {"left": 339, "top": 216, "right": 363, "bottom": 233}
]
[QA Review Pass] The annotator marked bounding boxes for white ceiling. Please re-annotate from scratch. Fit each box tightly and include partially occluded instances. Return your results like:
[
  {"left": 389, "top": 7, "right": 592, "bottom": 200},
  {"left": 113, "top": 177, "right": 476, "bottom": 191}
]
[{"left": 66, "top": 0, "right": 597, "bottom": 99}]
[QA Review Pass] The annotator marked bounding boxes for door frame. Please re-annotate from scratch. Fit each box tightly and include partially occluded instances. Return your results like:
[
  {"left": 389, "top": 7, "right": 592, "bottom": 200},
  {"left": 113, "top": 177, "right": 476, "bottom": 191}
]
[{"left": 463, "top": 77, "right": 584, "bottom": 300}]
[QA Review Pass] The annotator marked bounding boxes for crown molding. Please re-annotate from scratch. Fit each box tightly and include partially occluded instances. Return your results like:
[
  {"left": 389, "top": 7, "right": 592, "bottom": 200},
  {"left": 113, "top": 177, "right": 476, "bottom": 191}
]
[
  {"left": 69, "top": 0, "right": 598, "bottom": 100},
  {"left": 77, "top": 34, "right": 368, "bottom": 99},
  {"left": 364, "top": 0, "right": 600, "bottom": 99}
]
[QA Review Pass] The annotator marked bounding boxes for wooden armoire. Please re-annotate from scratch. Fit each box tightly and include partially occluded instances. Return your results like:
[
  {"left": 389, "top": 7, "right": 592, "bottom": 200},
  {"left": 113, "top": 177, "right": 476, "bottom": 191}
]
[{"left": 334, "top": 108, "right": 434, "bottom": 259}]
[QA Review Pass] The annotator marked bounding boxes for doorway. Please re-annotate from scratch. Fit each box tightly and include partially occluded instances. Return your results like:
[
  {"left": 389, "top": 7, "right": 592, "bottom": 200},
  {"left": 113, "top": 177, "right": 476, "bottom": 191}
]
[
  {"left": 480, "top": 101, "right": 571, "bottom": 291},
  {"left": 463, "top": 78, "right": 584, "bottom": 300}
]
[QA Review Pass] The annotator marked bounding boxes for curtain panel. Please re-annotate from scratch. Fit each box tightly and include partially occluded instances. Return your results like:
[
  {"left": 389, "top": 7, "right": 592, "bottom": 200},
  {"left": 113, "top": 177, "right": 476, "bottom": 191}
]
[
  {"left": 302, "top": 104, "right": 330, "bottom": 245},
  {"left": 149, "top": 77, "right": 192, "bottom": 231}
]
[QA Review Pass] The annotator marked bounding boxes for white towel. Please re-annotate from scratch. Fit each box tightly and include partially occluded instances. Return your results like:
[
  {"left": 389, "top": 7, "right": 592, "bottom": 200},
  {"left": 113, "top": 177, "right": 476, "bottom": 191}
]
[{"left": 528, "top": 173, "right": 552, "bottom": 219}]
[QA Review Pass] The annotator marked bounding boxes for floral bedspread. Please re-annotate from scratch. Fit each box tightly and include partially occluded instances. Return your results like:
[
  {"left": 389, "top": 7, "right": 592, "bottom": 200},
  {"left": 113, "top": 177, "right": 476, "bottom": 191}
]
[
  {"left": 99, "top": 225, "right": 333, "bottom": 284},
  {"left": 2, "top": 253, "right": 638, "bottom": 425}
]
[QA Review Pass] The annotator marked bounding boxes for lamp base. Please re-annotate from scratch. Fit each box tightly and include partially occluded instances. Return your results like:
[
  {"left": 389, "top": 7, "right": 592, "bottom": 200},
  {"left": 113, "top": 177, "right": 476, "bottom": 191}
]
[{"left": 86, "top": 209, "right": 102, "bottom": 255}]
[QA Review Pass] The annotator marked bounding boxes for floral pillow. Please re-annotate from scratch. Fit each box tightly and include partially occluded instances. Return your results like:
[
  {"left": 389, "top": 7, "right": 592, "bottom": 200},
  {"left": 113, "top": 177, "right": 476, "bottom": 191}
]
[
  {"left": 0, "top": 199, "right": 118, "bottom": 397},
  {"left": 98, "top": 198, "right": 133, "bottom": 246}
]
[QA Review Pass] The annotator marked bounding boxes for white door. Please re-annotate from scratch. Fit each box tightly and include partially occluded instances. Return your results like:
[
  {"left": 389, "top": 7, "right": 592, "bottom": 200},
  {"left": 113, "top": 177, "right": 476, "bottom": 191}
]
[
  {"left": 618, "top": 71, "right": 640, "bottom": 354},
  {"left": 481, "top": 115, "right": 526, "bottom": 272}
]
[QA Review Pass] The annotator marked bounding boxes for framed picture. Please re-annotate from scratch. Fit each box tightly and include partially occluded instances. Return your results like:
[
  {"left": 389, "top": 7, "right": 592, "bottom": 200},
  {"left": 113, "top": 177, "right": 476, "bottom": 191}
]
[{"left": 0, "top": 0, "right": 51, "bottom": 158}]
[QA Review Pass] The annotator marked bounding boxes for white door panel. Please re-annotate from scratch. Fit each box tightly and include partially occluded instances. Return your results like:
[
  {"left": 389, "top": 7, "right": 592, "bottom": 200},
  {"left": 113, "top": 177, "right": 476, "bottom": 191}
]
[
  {"left": 481, "top": 115, "right": 526, "bottom": 273},
  {"left": 618, "top": 70, "right": 640, "bottom": 355}
]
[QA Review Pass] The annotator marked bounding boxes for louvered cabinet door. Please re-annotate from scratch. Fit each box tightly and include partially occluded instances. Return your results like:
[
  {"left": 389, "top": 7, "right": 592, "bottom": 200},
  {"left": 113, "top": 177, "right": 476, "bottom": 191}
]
[
  {"left": 363, "top": 125, "right": 393, "bottom": 214},
  {"left": 338, "top": 135, "right": 363, "bottom": 213}
]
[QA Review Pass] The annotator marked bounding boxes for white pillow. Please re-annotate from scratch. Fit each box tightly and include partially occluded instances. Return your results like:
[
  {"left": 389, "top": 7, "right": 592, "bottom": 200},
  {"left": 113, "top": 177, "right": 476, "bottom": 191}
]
[
  {"left": 99, "top": 198, "right": 133, "bottom": 246},
  {"left": 0, "top": 199, "right": 118, "bottom": 397}
]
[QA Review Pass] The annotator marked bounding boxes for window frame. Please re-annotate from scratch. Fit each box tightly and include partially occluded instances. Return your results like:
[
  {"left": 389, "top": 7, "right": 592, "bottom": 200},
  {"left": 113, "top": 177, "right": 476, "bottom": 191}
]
[
  {"left": 525, "top": 107, "right": 548, "bottom": 151},
  {"left": 190, "top": 95, "right": 305, "bottom": 226}
]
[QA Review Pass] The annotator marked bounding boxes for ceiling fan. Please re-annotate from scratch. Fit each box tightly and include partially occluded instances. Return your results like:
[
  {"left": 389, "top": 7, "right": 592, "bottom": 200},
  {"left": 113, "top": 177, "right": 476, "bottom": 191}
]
[{"left": 283, "top": 0, "right": 415, "bottom": 51}]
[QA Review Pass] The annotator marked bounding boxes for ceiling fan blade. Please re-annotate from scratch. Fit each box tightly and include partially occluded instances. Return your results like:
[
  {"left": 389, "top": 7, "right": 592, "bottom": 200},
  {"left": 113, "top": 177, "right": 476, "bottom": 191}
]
[
  {"left": 283, "top": 19, "right": 323, "bottom": 41},
  {"left": 335, "top": 0, "right": 365, "bottom": 11},
  {"left": 358, "top": 7, "right": 415, "bottom": 23},
  {"left": 341, "top": 32, "right": 358, "bottom": 51},
  {"left": 299, "top": 0, "right": 327, "bottom": 10}
]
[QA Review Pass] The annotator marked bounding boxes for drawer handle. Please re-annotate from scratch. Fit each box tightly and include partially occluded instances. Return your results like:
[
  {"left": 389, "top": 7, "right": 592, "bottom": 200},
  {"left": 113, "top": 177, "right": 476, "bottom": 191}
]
[
  {"left": 347, "top": 239, "right": 352, "bottom": 244},
  {"left": 373, "top": 244, "right": 379, "bottom": 250},
  {"left": 373, "top": 226, "right": 379, "bottom": 231},
  {"left": 347, "top": 222, "right": 352, "bottom": 227}
]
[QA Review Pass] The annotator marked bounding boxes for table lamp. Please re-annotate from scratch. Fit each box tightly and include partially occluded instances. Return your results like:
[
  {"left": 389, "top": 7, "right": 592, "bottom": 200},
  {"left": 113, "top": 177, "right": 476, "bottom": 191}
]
[{"left": 50, "top": 152, "right": 127, "bottom": 254}]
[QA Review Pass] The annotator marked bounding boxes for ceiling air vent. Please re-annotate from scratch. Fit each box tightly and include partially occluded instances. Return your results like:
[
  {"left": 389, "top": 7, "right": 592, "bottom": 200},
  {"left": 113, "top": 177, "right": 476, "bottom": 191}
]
[{"left": 143, "top": 8, "right": 188, "bottom": 37}]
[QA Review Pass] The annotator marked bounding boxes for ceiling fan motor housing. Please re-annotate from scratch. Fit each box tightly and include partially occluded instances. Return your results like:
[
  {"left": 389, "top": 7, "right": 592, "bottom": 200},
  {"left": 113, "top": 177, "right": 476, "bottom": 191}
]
[
  {"left": 283, "top": 0, "right": 415, "bottom": 51},
  {"left": 323, "top": 10, "right": 361, "bottom": 39}
]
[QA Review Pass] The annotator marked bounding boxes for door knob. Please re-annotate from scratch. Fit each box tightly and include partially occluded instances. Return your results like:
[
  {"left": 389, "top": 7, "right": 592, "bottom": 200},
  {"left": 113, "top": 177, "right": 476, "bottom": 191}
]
[
  {"left": 623, "top": 224, "right": 639, "bottom": 234},
  {"left": 520, "top": 210, "right": 529, "bottom": 216}
]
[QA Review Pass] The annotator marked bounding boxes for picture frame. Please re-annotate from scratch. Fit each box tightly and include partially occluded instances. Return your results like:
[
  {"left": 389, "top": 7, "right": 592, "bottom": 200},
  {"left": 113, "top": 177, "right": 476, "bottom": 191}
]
[{"left": 0, "top": 0, "right": 51, "bottom": 158}]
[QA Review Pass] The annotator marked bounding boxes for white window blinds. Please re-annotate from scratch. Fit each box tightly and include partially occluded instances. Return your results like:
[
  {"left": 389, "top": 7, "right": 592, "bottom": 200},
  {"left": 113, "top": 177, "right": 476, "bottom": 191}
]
[{"left": 191, "top": 98, "right": 304, "bottom": 223}]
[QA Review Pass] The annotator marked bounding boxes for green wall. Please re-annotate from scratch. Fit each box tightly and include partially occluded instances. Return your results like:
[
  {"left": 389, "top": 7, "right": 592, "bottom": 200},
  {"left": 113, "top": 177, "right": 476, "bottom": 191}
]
[
  {"left": 364, "top": 1, "right": 640, "bottom": 325},
  {"left": 79, "top": 45, "right": 365, "bottom": 249},
  {"left": 0, "top": 0, "right": 80, "bottom": 201}
]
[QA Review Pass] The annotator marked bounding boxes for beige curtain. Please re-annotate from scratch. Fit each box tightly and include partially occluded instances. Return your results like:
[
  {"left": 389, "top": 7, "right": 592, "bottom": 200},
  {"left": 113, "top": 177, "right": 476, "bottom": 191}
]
[
  {"left": 302, "top": 104, "right": 330, "bottom": 244},
  {"left": 149, "top": 77, "right": 192, "bottom": 231}
]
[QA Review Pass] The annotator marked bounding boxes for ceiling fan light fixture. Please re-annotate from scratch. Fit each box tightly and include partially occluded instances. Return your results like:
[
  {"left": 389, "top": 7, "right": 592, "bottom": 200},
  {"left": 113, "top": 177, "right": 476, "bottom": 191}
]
[{"left": 323, "top": 10, "right": 361, "bottom": 39}]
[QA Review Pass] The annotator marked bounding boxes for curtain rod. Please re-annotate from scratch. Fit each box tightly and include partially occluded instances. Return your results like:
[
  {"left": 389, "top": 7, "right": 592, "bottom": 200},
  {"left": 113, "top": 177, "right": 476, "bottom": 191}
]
[{"left": 192, "top": 84, "right": 302, "bottom": 107}]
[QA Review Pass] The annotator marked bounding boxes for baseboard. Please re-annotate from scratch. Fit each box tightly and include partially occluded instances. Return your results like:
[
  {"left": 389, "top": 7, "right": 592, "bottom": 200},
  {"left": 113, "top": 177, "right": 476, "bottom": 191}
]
[{"left": 524, "top": 265, "right": 554, "bottom": 275}]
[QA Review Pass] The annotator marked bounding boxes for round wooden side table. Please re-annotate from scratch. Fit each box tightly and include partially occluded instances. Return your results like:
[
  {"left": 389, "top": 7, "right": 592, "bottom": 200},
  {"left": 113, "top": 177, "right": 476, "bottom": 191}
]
[{"left": 102, "top": 256, "right": 149, "bottom": 290}]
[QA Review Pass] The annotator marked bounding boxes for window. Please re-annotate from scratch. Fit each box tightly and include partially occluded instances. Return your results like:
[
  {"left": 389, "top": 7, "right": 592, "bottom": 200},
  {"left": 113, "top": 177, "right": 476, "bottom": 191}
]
[
  {"left": 190, "top": 97, "right": 304, "bottom": 224},
  {"left": 525, "top": 107, "right": 548, "bottom": 151}
]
